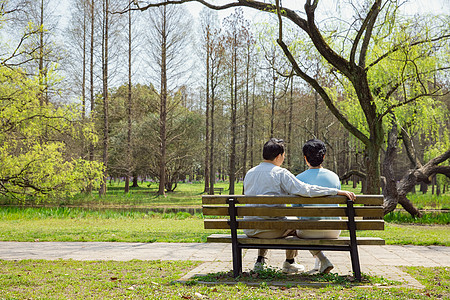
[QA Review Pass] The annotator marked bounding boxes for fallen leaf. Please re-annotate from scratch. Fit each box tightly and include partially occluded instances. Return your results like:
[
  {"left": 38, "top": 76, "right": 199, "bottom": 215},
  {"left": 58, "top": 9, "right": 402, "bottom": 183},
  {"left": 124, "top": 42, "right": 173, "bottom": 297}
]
[
  {"left": 127, "top": 286, "right": 135, "bottom": 291},
  {"left": 194, "top": 292, "right": 203, "bottom": 298},
  {"left": 110, "top": 277, "right": 118, "bottom": 281},
  {"left": 211, "top": 288, "right": 218, "bottom": 293},
  {"left": 181, "top": 296, "right": 191, "bottom": 299}
]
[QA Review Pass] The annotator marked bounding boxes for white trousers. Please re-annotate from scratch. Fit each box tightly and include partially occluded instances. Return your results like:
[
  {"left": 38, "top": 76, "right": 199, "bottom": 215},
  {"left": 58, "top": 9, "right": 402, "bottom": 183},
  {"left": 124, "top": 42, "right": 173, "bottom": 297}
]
[{"left": 296, "top": 230, "right": 341, "bottom": 256}]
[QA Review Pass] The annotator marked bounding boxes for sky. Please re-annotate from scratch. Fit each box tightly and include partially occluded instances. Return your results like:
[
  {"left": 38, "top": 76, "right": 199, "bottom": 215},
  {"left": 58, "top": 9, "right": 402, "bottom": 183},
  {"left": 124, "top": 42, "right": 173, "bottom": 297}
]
[{"left": 54, "top": 0, "right": 450, "bottom": 30}]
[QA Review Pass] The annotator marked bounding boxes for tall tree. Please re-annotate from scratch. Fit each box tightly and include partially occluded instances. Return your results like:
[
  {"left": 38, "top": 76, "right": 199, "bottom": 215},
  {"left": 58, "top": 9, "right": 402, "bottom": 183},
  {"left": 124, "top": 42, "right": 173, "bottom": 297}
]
[
  {"left": 99, "top": 0, "right": 109, "bottom": 196},
  {"left": 88, "top": 0, "right": 96, "bottom": 176},
  {"left": 242, "top": 26, "right": 255, "bottom": 180},
  {"left": 199, "top": 8, "right": 218, "bottom": 194},
  {"left": 124, "top": 6, "right": 135, "bottom": 193},
  {"left": 6, "top": 0, "right": 62, "bottom": 105},
  {"left": 146, "top": 4, "right": 192, "bottom": 196},
  {"left": 208, "top": 27, "right": 225, "bottom": 195},
  {"left": 223, "top": 8, "right": 249, "bottom": 194}
]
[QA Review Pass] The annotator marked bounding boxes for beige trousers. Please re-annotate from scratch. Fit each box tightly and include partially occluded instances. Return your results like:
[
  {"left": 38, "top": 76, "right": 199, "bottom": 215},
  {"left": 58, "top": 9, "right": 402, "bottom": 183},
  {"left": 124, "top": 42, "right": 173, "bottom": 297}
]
[{"left": 246, "top": 229, "right": 297, "bottom": 259}]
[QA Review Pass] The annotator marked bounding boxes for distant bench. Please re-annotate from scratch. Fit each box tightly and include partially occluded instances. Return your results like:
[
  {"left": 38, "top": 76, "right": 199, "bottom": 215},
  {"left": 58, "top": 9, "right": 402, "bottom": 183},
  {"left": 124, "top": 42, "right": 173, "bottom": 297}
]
[
  {"left": 202, "top": 194, "right": 385, "bottom": 281},
  {"left": 213, "top": 187, "right": 224, "bottom": 195}
]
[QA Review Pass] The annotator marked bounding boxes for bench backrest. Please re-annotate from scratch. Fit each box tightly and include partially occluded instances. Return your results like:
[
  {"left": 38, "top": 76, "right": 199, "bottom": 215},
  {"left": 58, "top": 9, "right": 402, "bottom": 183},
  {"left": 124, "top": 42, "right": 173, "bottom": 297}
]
[{"left": 202, "top": 195, "right": 384, "bottom": 231}]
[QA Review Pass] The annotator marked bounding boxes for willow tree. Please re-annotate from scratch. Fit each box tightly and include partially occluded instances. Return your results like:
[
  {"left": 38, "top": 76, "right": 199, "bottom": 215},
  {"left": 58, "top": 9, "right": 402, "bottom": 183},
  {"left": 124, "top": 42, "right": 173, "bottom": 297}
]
[
  {"left": 133, "top": 0, "right": 450, "bottom": 195},
  {"left": 0, "top": 65, "right": 104, "bottom": 202}
]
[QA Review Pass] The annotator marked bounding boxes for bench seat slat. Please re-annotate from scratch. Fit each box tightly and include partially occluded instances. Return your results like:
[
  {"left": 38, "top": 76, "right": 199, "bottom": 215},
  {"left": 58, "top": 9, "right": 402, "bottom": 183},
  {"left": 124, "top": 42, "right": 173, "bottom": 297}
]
[
  {"left": 206, "top": 234, "right": 385, "bottom": 245},
  {"left": 202, "top": 206, "right": 384, "bottom": 218},
  {"left": 202, "top": 195, "right": 383, "bottom": 205},
  {"left": 204, "top": 219, "right": 384, "bottom": 230}
]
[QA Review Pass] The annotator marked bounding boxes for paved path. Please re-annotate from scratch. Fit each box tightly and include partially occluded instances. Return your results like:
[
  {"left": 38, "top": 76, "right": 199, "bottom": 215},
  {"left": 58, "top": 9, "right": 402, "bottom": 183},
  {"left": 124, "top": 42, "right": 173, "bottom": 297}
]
[{"left": 1, "top": 242, "right": 449, "bottom": 288}]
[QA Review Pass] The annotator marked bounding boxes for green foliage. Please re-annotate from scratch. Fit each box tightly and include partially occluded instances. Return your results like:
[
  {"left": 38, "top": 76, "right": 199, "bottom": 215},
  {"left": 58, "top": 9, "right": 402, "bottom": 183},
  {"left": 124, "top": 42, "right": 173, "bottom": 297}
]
[
  {"left": 331, "top": 12, "right": 450, "bottom": 154},
  {"left": 384, "top": 211, "right": 450, "bottom": 225},
  {"left": 406, "top": 192, "right": 450, "bottom": 210},
  {"left": 0, "top": 65, "right": 103, "bottom": 202},
  {"left": 106, "top": 83, "right": 204, "bottom": 192}
]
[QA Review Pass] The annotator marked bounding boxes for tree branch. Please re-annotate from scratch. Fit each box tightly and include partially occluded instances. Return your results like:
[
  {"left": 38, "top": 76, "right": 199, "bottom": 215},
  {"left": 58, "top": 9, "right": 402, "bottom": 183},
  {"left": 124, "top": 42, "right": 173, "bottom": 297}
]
[
  {"left": 349, "top": 0, "right": 380, "bottom": 66},
  {"left": 303, "top": 2, "right": 352, "bottom": 78},
  {"left": 276, "top": 39, "right": 370, "bottom": 146},
  {"left": 378, "top": 89, "right": 446, "bottom": 121},
  {"left": 366, "top": 34, "right": 450, "bottom": 71},
  {"left": 400, "top": 126, "right": 422, "bottom": 168}
]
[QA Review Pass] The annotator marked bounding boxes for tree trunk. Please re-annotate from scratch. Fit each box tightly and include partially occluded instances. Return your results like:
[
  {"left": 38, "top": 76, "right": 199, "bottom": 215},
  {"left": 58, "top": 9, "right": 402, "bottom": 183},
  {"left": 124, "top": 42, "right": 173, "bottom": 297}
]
[
  {"left": 270, "top": 71, "right": 276, "bottom": 137},
  {"left": 203, "top": 28, "right": 211, "bottom": 194},
  {"left": 132, "top": 174, "right": 139, "bottom": 188},
  {"left": 158, "top": 6, "right": 168, "bottom": 196},
  {"left": 382, "top": 118, "right": 399, "bottom": 214},
  {"left": 228, "top": 44, "right": 237, "bottom": 195},
  {"left": 87, "top": 0, "right": 95, "bottom": 194},
  {"left": 314, "top": 90, "right": 319, "bottom": 138},
  {"left": 125, "top": 7, "right": 132, "bottom": 194},
  {"left": 383, "top": 123, "right": 450, "bottom": 216},
  {"left": 209, "top": 75, "right": 215, "bottom": 195},
  {"left": 287, "top": 75, "right": 293, "bottom": 169},
  {"left": 99, "top": 0, "right": 109, "bottom": 197},
  {"left": 81, "top": 1, "right": 87, "bottom": 121},
  {"left": 250, "top": 75, "right": 256, "bottom": 169},
  {"left": 242, "top": 41, "right": 250, "bottom": 180},
  {"left": 38, "top": 0, "right": 45, "bottom": 106}
]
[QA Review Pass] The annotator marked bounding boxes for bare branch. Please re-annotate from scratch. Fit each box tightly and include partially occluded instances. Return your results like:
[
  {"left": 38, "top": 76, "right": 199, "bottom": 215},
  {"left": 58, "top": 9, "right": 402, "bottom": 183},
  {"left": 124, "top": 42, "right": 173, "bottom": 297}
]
[
  {"left": 276, "top": 38, "right": 369, "bottom": 145},
  {"left": 358, "top": 0, "right": 381, "bottom": 68},
  {"left": 349, "top": 1, "right": 380, "bottom": 66},
  {"left": 400, "top": 126, "right": 422, "bottom": 168}
]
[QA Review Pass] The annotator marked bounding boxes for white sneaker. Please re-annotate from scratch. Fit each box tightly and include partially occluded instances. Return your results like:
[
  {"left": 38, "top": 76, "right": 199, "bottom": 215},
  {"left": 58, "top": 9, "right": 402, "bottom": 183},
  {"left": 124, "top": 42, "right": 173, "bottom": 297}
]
[
  {"left": 313, "top": 257, "right": 320, "bottom": 271},
  {"left": 282, "top": 261, "right": 305, "bottom": 274},
  {"left": 319, "top": 257, "right": 334, "bottom": 274}
]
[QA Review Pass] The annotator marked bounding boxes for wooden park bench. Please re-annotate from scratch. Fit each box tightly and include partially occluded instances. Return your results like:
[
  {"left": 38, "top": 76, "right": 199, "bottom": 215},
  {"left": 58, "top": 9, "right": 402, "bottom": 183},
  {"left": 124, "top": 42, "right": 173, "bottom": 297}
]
[
  {"left": 202, "top": 194, "right": 385, "bottom": 281},
  {"left": 213, "top": 187, "right": 224, "bottom": 195}
]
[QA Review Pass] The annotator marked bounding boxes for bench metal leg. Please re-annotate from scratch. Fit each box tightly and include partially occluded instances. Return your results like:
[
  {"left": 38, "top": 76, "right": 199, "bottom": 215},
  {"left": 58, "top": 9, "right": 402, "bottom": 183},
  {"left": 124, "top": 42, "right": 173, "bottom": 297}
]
[
  {"left": 347, "top": 199, "right": 362, "bottom": 282},
  {"left": 232, "top": 244, "right": 242, "bottom": 278},
  {"left": 227, "top": 197, "right": 242, "bottom": 278},
  {"left": 350, "top": 245, "right": 362, "bottom": 281}
]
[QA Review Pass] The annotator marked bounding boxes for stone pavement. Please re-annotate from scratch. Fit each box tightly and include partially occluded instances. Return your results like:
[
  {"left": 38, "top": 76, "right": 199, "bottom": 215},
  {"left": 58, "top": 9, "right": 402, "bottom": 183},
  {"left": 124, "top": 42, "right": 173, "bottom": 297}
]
[{"left": 1, "top": 242, "right": 449, "bottom": 288}]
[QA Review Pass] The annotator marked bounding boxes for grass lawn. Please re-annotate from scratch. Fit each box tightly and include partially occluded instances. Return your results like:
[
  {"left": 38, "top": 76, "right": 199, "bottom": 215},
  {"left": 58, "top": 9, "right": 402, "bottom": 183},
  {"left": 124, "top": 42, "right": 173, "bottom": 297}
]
[
  {"left": 1, "top": 180, "right": 448, "bottom": 209},
  {"left": 0, "top": 260, "right": 448, "bottom": 299},
  {"left": 0, "top": 180, "right": 448, "bottom": 245},
  {"left": 0, "top": 207, "right": 448, "bottom": 245}
]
